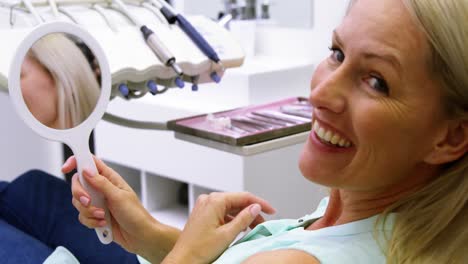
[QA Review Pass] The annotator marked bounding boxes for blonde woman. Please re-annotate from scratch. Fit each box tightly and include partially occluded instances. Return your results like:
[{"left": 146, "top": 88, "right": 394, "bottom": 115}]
[
  {"left": 20, "top": 33, "right": 100, "bottom": 129},
  {"left": 66, "top": 0, "right": 468, "bottom": 263}
]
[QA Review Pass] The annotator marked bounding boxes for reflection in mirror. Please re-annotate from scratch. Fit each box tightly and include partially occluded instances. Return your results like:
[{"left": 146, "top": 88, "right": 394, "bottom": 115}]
[{"left": 20, "top": 33, "right": 101, "bottom": 130}]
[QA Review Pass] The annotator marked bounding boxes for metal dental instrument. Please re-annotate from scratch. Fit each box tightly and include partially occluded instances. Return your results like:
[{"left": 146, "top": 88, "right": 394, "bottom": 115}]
[
  {"left": 228, "top": 125, "right": 248, "bottom": 134},
  {"left": 231, "top": 116, "right": 275, "bottom": 130},
  {"left": 231, "top": 120, "right": 259, "bottom": 133},
  {"left": 280, "top": 109, "right": 312, "bottom": 119},
  {"left": 231, "top": 118, "right": 268, "bottom": 130},
  {"left": 251, "top": 111, "right": 305, "bottom": 124},
  {"left": 112, "top": 0, "right": 184, "bottom": 85},
  {"left": 280, "top": 105, "right": 313, "bottom": 119},
  {"left": 246, "top": 113, "right": 290, "bottom": 127},
  {"left": 150, "top": 0, "right": 224, "bottom": 83},
  {"left": 258, "top": 110, "right": 311, "bottom": 123},
  {"left": 243, "top": 116, "right": 282, "bottom": 128},
  {"left": 292, "top": 101, "right": 313, "bottom": 107}
]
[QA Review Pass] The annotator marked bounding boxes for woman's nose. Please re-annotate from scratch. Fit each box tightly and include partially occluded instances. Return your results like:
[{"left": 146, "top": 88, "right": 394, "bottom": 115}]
[{"left": 308, "top": 69, "right": 347, "bottom": 114}]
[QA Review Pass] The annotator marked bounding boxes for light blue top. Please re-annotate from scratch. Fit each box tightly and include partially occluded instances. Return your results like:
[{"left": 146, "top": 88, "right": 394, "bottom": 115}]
[
  {"left": 213, "top": 197, "right": 394, "bottom": 264},
  {"left": 44, "top": 197, "right": 394, "bottom": 264},
  {"left": 43, "top": 246, "right": 79, "bottom": 264}
]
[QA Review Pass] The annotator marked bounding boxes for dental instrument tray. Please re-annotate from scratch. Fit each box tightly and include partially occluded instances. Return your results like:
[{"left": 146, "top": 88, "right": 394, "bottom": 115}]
[{"left": 167, "top": 97, "right": 312, "bottom": 146}]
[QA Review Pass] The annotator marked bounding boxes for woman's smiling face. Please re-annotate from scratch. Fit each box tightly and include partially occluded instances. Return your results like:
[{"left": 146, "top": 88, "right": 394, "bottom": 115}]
[{"left": 299, "top": 0, "right": 448, "bottom": 192}]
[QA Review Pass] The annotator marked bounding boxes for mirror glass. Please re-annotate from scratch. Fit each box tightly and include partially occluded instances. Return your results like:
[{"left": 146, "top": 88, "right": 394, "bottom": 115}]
[{"left": 19, "top": 33, "right": 102, "bottom": 130}]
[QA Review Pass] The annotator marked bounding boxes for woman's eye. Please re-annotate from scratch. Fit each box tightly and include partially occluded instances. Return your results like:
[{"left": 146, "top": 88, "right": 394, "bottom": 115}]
[
  {"left": 367, "top": 76, "right": 389, "bottom": 95},
  {"left": 328, "top": 47, "right": 345, "bottom": 63}
]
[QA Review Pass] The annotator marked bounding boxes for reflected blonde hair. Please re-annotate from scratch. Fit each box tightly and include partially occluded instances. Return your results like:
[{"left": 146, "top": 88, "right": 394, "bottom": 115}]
[
  {"left": 30, "top": 33, "right": 100, "bottom": 129},
  {"left": 381, "top": 1, "right": 468, "bottom": 263}
]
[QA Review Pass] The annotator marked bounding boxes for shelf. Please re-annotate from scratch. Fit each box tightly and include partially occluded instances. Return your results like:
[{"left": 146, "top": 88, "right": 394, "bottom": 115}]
[{"left": 150, "top": 204, "right": 188, "bottom": 230}]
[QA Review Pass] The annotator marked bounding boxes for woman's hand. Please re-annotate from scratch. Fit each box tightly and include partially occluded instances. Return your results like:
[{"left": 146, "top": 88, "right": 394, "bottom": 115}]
[
  {"left": 63, "top": 156, "right": 180, "bottom": 262},
  {"left": 163, "top": 192, "right": 276, "bottom": 264}
]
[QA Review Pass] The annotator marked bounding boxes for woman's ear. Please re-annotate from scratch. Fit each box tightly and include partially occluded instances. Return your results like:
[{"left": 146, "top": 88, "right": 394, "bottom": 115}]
[{"left": 424, "top": 120, "right": 468, "bottom": 165}]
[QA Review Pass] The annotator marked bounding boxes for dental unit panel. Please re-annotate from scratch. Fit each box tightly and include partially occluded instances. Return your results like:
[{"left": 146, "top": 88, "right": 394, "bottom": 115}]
[{"left": 0, "top": 1, "right": 245, "bottom": 98}]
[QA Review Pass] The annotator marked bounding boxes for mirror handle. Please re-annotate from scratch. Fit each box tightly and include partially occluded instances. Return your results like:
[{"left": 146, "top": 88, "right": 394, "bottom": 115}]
[{"left": 76, "top": 149, "right": 114, "bottom": 244}]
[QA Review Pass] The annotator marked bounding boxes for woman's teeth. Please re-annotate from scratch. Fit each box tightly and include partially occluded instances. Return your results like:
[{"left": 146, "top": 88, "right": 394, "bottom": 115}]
[{"left": 313, "top": 120, "right": 352, "bottom": 148}]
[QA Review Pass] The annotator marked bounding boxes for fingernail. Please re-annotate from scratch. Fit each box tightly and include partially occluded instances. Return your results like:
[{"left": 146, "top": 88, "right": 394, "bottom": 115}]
[
  {"left": 93, "top": 210, "right": 105, "bottom": 219},
  {"left": 250, "top": 204, "right": 261, "bottom": 217},
  {"left": 79, "top": 196, "right": 90, "bottom": 207},
  {"left": 98, "top": 220, "right": 107, "bottom": 227},
  {"left": 83, "top": 169, "right": 95, "bottom": 178},
  {"left": 62, "top": 158, "right": 70, "bottom": 168}
]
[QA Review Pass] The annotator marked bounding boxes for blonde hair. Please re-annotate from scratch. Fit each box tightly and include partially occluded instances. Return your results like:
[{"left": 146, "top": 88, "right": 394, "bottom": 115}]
[
  {"left": 30, "top": 33, "right": 100, "bottom": 129},
  {"left": 378, "top": 1, "right": 468, "bottom": 263}
]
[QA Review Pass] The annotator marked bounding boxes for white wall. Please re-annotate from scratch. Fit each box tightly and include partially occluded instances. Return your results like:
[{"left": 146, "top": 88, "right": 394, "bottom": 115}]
[
  {"left": 0, "top": 92, "right": 63, "bottom": 182},
  {"left": 179, "top": 0, "right": 348, "bottom": 29},
  {"left": 180, "top": 0, "right": 315, "bottom": 28}
]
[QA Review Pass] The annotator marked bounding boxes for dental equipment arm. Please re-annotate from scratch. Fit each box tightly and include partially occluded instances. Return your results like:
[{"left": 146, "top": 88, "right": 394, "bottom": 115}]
[
  {"left": 150, "top": 0, "right": 222, "bottom": 65},
  {"left": 103, "top": 112, "right": 168, "bottom": 130},
  {"left": 112, "top": 0, "right": 184, "bottom": 80}
]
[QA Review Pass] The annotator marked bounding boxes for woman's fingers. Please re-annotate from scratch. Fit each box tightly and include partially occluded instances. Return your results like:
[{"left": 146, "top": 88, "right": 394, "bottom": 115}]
[
  {"left": 82, "top": 169, "right": 122, "bottom": 202},
  {"left": 92, "top": 157, "right": 132, "bottom": 190},
  {"left": 72, "top": 196, "right": 107, "bottom": 229},
  {"left": 71, "top": 197, "right": 105, "bottom": 219},
  {"left": 220, "top": 192, "right": 276, "bottom": 215},
  {"left": 63, "top": 155, "right": 133, "bottom": 193},
  {"left": 78, "top": 213, "right": 107, "bottom": 229},
  {"left": 224, "top": 209, "right": 266, "bottom": 229},
  {"left": 61, "top": 156, "right": 77, "bottom": 174},
  {"left": 221, "top": 204, "right": 262, "bottom": 237},
  {"left": 249, "top": 214, "right": 266, "bottom": 229},
  {"left": 214, "top": 192, "right": 275, "bottom": 235},
  {"left": 71, "top": 173, "right": 90, "bottom": 206}
]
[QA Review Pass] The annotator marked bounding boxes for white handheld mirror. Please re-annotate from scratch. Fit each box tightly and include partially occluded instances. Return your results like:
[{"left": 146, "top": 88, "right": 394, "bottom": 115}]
[{"left": 8, "top": 22, "right": 113, "bottom": 244}]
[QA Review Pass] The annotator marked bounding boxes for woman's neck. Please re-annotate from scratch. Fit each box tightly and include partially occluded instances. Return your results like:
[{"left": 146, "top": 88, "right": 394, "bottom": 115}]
[{"left": 307, "top": 166, "right": 439, "bottom": 230}]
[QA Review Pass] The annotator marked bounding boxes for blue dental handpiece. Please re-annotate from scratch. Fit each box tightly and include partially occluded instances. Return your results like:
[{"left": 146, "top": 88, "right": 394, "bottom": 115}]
[
  {"left": 157, "top": 1, "right": 221, "bottom": 64},
  {"left": 175, "top": 14, "right": 221, "bottom": 63}
]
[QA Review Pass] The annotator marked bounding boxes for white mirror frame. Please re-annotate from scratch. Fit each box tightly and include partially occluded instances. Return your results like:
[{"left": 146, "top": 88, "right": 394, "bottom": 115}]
[
  {"left": 8, "top": 21, "right": 113, "bottom": 244},
  {"left": 8, "top": 21, "right": 111, "bottom": 142}
]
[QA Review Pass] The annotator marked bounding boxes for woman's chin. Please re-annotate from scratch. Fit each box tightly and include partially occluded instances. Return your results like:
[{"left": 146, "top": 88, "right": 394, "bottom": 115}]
[{"left": 299, "top": 140, "right": 346, "bottom": 187}]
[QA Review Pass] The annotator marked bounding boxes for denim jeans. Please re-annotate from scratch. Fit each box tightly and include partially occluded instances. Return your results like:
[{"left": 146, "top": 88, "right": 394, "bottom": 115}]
[{"left": 0, "top": 170, "right": 139, "bottom": 264}]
